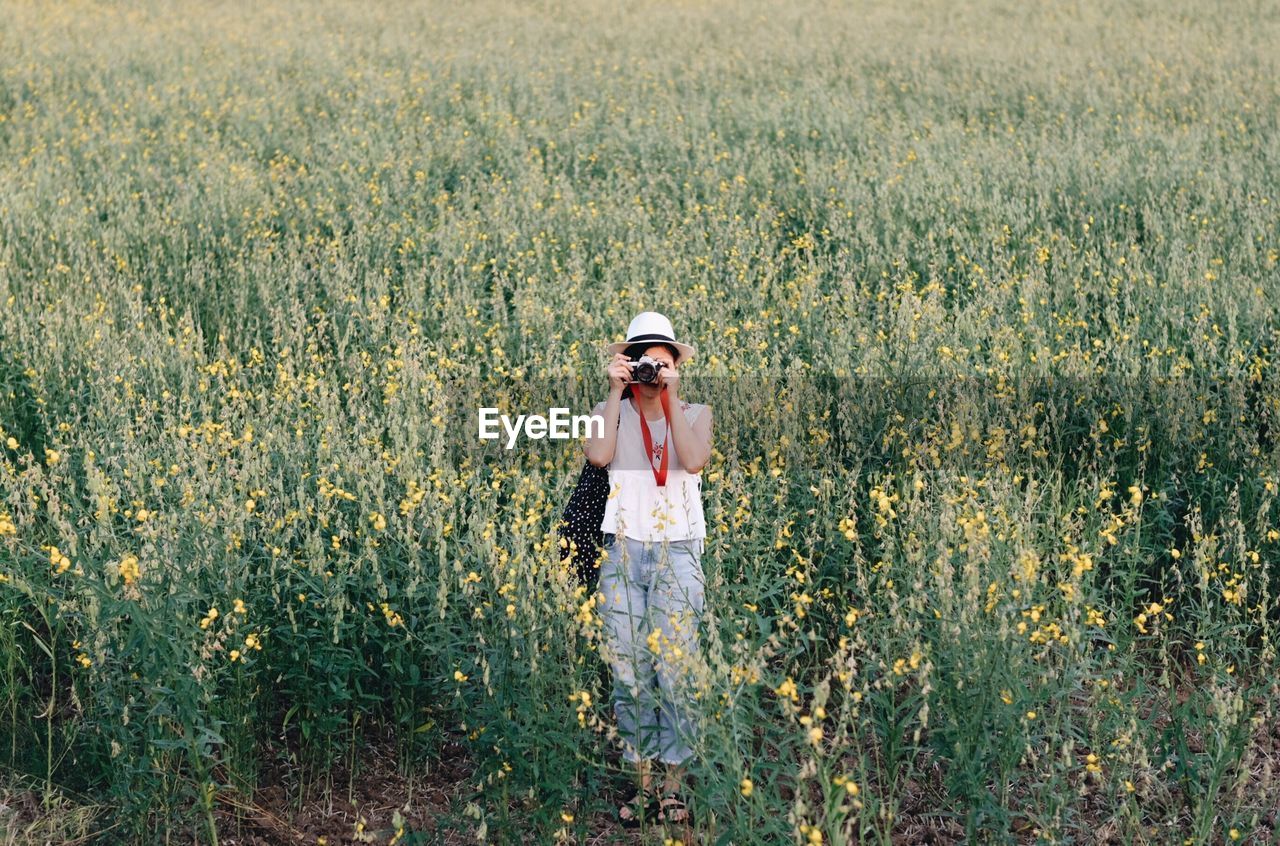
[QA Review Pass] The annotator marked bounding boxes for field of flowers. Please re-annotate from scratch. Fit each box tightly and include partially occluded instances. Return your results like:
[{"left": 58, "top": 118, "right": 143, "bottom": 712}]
[{"left": 2, "top": 0, "right": 1279, "bottom": 842}]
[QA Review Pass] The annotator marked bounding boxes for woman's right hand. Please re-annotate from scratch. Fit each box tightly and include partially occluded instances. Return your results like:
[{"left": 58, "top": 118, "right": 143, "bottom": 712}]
[{"left": 607, "top": 353, "right": 631, "bottom": 395}]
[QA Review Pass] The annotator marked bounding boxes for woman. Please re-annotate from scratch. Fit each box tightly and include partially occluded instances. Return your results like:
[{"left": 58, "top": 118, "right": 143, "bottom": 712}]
[{"left": 584, "top": 311, "right": 713, "bottom": 828}]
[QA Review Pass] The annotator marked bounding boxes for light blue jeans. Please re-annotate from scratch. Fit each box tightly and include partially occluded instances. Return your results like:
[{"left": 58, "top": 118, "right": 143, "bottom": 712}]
[{"left": 596, "top": 533, "right": 706, "bottom": 766}]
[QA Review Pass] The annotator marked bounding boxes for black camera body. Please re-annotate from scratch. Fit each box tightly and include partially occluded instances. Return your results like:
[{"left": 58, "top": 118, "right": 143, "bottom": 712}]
[{"left": 628, "top": 355, "right": 666, "bottom": 385}]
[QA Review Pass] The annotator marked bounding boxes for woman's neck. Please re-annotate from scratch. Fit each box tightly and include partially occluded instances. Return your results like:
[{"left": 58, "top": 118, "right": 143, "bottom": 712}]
[{"left": 634, "top": 390, "right": 665, "bottom": 421}]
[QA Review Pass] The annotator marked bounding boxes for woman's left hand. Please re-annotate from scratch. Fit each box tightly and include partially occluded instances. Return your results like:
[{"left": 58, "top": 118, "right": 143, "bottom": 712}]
[{"left": 660, "top": 364, "right": 680, "bottom": 399}]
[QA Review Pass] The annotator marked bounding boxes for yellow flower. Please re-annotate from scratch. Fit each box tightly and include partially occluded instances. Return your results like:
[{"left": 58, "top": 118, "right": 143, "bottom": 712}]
[
  {"left": 244, "top": 498, "right": 256, "bottom": 513},
  {"left": 1026, "top": 710, "right": 1037, "bottom": 720},
  {"left": 230, "top": 649, "right": 241, "bottom": 662},
  {"left": 454, "top": 670, "right": 468, "bottom": 682},
  {"left": 118, "top": 554, "right": 140, "bottom": 585},
  {"left": 370, "top": 512, "right": 387, "bottom": 531},
  {"left": 233, "top": 598, "right": 246, "bottom": 614},
  {"left": 44, "top": 448, "right": 61, "bottom": 465},
  {"left": 4, "top": 437, "right": 16, "bottom": 450},
  {"left": 740, "top": 778, "right": 753, "bottom": 797},
  {"left": 48, "top": 546, "right": 71, "bottom": 574},
  {"left": 575, "top": 595, "right": 598, "bottom": 627},
  {"left": 244, "top": 632, "right": 262, "bottom": 650},
  {"left": 870, "top": 486, "right": 898, "bottom": 520},
  {"left": 76, "top": 653, "right": 91, "bottom": 668}
]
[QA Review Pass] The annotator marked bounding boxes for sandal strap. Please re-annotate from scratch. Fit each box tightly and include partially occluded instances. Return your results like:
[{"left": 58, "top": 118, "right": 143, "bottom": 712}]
[
  {"left": 622, "top": 783, "right": 651, "bottom": 801},
  {"left": 657, "top": 791, "right": 691, "bottom": 822},
  {"left": 618, "top": 789, "right": 658, "bottom": 825}
]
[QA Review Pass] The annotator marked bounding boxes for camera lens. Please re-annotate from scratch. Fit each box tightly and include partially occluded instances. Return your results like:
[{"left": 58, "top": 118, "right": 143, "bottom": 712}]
[{"left": 634, "top": 362, "right": 658, "bottom": 383}]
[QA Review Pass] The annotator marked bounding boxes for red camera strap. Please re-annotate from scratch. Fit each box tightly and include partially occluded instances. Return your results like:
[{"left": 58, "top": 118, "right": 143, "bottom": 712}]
[{"left": 630, "top": 387, "right": 671, "bottom": 487}]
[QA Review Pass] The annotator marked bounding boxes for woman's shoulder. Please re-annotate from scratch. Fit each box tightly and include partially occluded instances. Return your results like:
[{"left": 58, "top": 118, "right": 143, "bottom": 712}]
[{"left": 676, "top": 399, "right": 710, "bottom": 420}]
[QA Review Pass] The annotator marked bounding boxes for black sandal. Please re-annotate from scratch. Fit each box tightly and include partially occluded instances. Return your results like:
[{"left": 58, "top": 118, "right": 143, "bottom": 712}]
[
  {"left": 617, "top": 784, "right": 659, "bottom": 828},
  {"left": 657, "top": 789, "right": 693, "bottom": 826}
]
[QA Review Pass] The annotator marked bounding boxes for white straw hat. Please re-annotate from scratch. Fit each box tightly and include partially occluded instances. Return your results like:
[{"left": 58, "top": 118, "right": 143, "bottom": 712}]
[{"left": 606, "top": 311, "right": 695, "bottom": 363}]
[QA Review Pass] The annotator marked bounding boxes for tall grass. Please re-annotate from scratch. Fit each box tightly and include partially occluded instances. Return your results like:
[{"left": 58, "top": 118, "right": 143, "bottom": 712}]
[{"left": 1, "top": 0, "right": 1279, "bottom": 841}]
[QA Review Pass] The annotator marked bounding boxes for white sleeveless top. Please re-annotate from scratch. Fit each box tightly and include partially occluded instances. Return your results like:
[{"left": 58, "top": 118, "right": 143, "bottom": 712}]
[{"left": 596, "top": 397, "right": 708, "bottom": 542}]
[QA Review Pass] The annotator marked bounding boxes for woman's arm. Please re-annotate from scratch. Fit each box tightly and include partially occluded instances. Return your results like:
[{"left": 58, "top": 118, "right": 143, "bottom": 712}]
[
  {"left": 583, "top": 354, "right": 632, "bottom": 467},
  {"left": 663, "top": 372, "right": 712, "bottom": 473},
  {"left": 583, "top": 395, "right": 622, "bottom": 467}
]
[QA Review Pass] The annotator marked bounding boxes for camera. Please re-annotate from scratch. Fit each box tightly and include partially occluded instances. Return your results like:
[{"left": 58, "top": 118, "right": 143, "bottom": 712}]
[{"left": 627, "top": 355, "right": 666, "bottom": 385}]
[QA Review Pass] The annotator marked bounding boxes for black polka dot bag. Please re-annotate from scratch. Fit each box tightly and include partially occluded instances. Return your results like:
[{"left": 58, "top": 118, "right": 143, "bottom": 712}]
[
  {"left": 557, "top": 411, "right": 620, "bottom": 590},
  {"left": 557, "top": 460, "right": 611, "bottom": 590}
]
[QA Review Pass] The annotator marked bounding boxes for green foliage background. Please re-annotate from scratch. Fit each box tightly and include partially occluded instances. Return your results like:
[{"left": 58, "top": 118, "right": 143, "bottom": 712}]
[{"left": 1, "top": 0, "right": 1278, "bottom": 842}]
